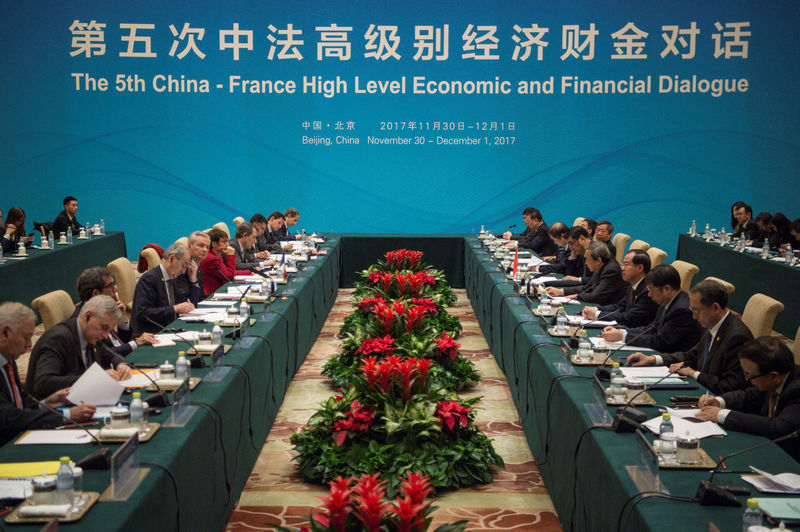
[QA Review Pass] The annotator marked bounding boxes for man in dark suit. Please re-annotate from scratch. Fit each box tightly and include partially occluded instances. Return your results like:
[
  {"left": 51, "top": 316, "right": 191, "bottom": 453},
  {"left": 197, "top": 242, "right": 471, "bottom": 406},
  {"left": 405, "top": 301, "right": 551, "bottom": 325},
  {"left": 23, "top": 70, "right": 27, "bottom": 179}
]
[
  {"left": 25, "top": 295, "right": 132, "bottom": 399},
  {"left": 698, "top": 337, "right": 800, "bottom": 461},
  {"left": 546, "top": 242, "right": 628, "bottom": 304},
  {"left": 732, "top": 202, "right": 759, "bottom": 241},
  {"left": 0, "top": 303, "right": 96, "bottom": 445},
  {"left": 627, "top": 279, "right": 752, "bottom": 394},
  {"left": 174, "top": 231, "right": 210, "bottom": 306},
  {"left": 582, "top": 249, "right": 659, "bottom": 329},
  {"left": 74, "top": 267, "right": 157, "bottom": 356},
  {"left": 601, "top": 264, "right": 703, "bottom": 352},
  {"left": 532, "top": 222, "right": 569, "bottom": 274},
  {"left": 595, "top": 220, "right": 616, "bottom": 258},
  {"left": 52, "top": 196, "right": 81, "bottom": 236},
  {"left": 276, "top": 207, "right": 300, "bottom": 240},
  {"left": 503, "top": 207, "right": 558, "bottom": 256},
  {"left": 230, "top": 222, "right": 276, "bottom": 271},
  {"left": 261, "top": 211, "right": 295, "bottom": 254},
  {"left": 131, "top": 243, "right": 196, "bottom": 334}
]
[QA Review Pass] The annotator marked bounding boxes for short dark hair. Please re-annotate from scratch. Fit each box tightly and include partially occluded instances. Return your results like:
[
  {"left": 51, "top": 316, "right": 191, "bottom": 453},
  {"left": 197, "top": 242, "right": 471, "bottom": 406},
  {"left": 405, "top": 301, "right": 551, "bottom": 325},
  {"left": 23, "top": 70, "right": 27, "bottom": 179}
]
[
  {"left": 791, "top": 218, "right": 800, "bottom": 234},
  {"left": 626, "top": 249, "right": 651, "bottom": 274},
  {"left": 582, "top": 218, "right": 597, "bottom": 236},
  {"left": 587, "top": 241, "right": 612, "bottom": 263},
  {"left": 690, "top": 279, "right": 728, "bottom": 309},
  {"left": 645, "top": 264, "right": 681, "bottom": 290},
  {"left": 548, "top": 222, "right": 569, "bottom": 239},
  {"left": 268, "top": 211, "right": 285, "bottom": 221},
  {"left": 755, "top": 212, "right": 772, "bottom": 225},
  {"left": 568, "top": 226, "right": 589, "bottom": 241},
  {"left": 63, "top": 196, "right": 77, "bottom": 206},
  {"left": 235, "top": 222, "right": 254, "bottom": 239},
  {"left": 284, "top": 207, "right": 299, "bottom": 218},
  {"left": 597, "top": 220, "right": 614, "bottom": 234},
  {"left": 522, "top": 207, "right": 542, "bottom": 221},
  {"left": 739, "top": 337, "right": 794, "bottom": 375},
  {"left": 207, "top": 228, "right": 228, "bottom": 244},
  {"left": 250, "top": 213, "right": 267, "bottom": 225},
  {"left": 771, "top": 212, "right": 790, "bottom": 234},
  {"left": 77, "top": 267, "right": 113, "bottom": 303}
]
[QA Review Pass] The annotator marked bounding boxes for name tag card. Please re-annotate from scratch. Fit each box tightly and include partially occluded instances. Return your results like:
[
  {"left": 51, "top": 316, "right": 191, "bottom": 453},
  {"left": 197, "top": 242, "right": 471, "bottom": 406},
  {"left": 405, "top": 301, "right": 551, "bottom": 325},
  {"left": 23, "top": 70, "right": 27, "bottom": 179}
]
[
  {"left": 204, "top": 344, "right": 231, "bottom": 383},
  {"left": 163, "top": 378, "right": 198, "bottom": 428},
  {"left": 100, "top": 432, "right": 149, "bottom": 501}
]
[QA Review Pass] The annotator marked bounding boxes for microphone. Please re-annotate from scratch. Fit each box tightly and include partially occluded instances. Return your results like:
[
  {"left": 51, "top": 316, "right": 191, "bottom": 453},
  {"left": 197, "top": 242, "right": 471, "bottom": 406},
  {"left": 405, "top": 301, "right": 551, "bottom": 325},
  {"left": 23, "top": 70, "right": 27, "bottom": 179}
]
[
  {"left": 595, "top": 321, "right": 657, "bottom": 381},
  {"left": 697, "top": 430, "right": 800, "bottom": 506},
  {"left": 214, "top": 264, "right": 234, "bottom": 284},
  {"left": 141, "top": 315, "right": 205, "bottom": 369},
  {"left": 96, "top": 342, "right": 170, "bottom": 407},
  {"left": 611, "top": 367, "right": 680, "bottom": 433},
  {"left": 565, "top": 310, "right": 621, "bottom": 349},
  {"left": 38, "top": 402, "right": 111, "bottom": 470}
]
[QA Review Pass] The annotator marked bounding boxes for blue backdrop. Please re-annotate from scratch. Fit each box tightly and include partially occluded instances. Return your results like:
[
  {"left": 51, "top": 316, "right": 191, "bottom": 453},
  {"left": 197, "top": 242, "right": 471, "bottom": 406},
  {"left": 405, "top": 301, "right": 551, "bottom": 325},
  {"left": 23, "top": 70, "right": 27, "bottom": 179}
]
[{"left": 1, "top": 1, "right": 798, "bottom": 258}]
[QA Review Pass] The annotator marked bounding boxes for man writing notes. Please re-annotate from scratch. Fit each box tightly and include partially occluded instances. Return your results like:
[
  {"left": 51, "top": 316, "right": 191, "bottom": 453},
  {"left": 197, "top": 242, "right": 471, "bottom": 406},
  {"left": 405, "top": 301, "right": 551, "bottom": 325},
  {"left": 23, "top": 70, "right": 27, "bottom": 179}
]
[
  {"left": 544, "top": 242, "right": 628, "bottom": 305},
  {"left": 262, "top": 211, "right": 294, "bottom": 253},
  {"left": 600, "top": 264, "right": 703, "bottom": 352},
  {"left": 25, "top": 295, "right": 132, "bottom": 399},
  {"left": 0, "top": 303, "right": 95, "bottom": 445},
  {"left": 697, "top": 337, "right": 800, "bottom": 460},
  {"left": 276, "top": 207, "right": 300, "bottom": 240},
  {"left": 626, "top": 279, "right": 751, "bottom": 394},
  {"left": 503, "top": 207, "right": 558, "bottom": 256},
  {"left": 52, "top": 196, "right": 81, "bottom": 236},
  {"left": 581, "top": 249, "right": 659, "bottom": 328},
  {"left": 131, "top": 243, "right": 196, "bottom": 334},
  {"left": 200, "top": 228, "right": 251, "bottom": 295},
  {"left": 174, "top": 231, "right": 210, "bottom": 306},
  {"left": 532, "top": 222, "right": 570, "bottom": 272},
  {"left": 230, "top": 222, "right": 276, "bottom": 270}
]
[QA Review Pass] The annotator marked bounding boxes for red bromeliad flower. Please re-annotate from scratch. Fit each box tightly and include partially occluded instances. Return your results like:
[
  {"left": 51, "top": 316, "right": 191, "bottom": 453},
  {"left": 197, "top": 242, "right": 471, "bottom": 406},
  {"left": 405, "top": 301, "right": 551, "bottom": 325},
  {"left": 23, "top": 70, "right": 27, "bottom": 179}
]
[
  {"left": 399, "top": 472, "right": 433, "bottom": 507},
  {"left": 360, "top": 356, "right": 432, "bottom": 402},
  {"left": 314, "top": 476, "right": 352, "bottom": 532},
  {"left": 372, "top": 304, "right": 397, "bottom": 334},
  {"left": 352, "top": 473, "right": 390, "bottom": 532},
  {"left": 355, "top": 335, "right": 395, "bottom": 356},
  {"left": 390, "top": 495, "right": 427, "bottom": 532},
  {"left": 434, "top": 400, "right": 472, "bottom": 432},
  {"left": 391, "top": 300, "right": 407, "bottom": 315},
  {"left": 357, "top": 295, "right": 386, "bottom": 309},
  {"left": 404, "top": 306, "right": 427, "bottom": 333},
  {"left": 332, "top": 400, "right": 374, "bottom": 445},
  {"left": 385, "top": 249, "right": 425, "bottom": 271},
  {"left": 411, "top": 298, "right": 437, "bottom": 314},
  {"left": 434, "top": 332, "right": 461, "bottom": 360},
  {"left": 395, "top": 273, "right": 408, "bottom": 295}
]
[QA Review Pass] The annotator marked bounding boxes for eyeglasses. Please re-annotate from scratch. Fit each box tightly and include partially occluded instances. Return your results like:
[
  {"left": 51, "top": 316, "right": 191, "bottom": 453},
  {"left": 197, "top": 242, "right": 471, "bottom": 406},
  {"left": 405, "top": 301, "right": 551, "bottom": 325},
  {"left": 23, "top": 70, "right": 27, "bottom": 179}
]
[
  {"left": 744, "top": 371, "right": 768, "bottom": 381},
  {"left": 103, "top": 282, "right": 117, "bottom": 289}
]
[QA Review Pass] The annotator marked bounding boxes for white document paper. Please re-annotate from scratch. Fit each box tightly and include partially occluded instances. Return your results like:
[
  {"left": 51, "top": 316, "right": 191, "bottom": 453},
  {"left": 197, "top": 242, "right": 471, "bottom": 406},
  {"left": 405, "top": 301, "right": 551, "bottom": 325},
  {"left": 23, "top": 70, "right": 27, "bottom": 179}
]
[
  {"left": 198, "top": 300, "right": 237, "bottom": 307},
  {"left": 66, "top": 362, "right": 124, "bottom": 406},
  {"left": 91, "top": 405, "right": 118, "bottom": 420},
  {"left": 566, "top": 315, "right": 618, "bottom": 327},
  {"left": 16, "top": 430, "right": 98, "bottom": 445},
  {"left": 531, "top": 276, "right": 558, "bottom": 285},
  {"left": 620, "top": 367, "right": 670, "bottom": 378},
  {"left": 233, "top": 275, "right": 263, "bottom": 282},
  {"left": 548, "top": 296, "right": 581, "bottom": 305},
  {"left": 589, "top": 337, "right": 642, "bottom": 352},
  {"left": 118, "top": 369, "right": 158, "bottom": 388},
  {"left": 743, "top": 467, "right": 800, "bottom": 493},
  {"left": 642, "top": 414, "right": 726, "bottom": 439}
]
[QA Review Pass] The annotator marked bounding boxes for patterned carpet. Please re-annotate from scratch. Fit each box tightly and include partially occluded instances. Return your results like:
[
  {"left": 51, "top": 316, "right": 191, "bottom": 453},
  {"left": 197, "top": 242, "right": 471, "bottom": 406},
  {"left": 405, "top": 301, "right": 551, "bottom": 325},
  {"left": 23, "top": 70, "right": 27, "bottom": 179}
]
[{"left": 225, "top": 289, "right": 562, "bottom": 531}]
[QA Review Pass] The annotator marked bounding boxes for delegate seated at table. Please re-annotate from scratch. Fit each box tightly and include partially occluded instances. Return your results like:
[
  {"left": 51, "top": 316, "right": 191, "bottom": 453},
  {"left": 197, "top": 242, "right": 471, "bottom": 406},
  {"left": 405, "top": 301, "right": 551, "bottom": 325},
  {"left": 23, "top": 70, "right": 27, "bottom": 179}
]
[
  {"left": 697, "top": 337, "right": 800, "bottom": 461},
  {"left": 131, "top": 244, "right": 196, "bottom": 334},
  {"left": 174, "top": 231, "right": 211, "bottom": 306},
  {"left": 537, "top": 226, "right": 591, "bottom": 281},
  {"left": 533, "top": 222, "right": 569, "bottom": 272},
  {"left": 731, "top": 201, "right": 759, "bottom": 241},
  {"left": 51, "top": 195, "right": 81, "bottom": 237},
  {"left": 1, "top": 207, "right": 34, "bottom": 254},
  {"left": 594, "top": 220, "right": 616, "bottom": 258},
  {"left": 544, "top": 242, "right": 628, "bottom": 305},
  {"left": 626, "top": 279, "right": 751, "bottom": 394},
  {"left": 582, "top": 249, "right": 658, "bottom": 329},
  {"left": 0, "top": 302, "right": 96, "bottom": 445},
  {"left": 600, "top": 264, "right": 703, "bottom": 353},
  {"left": 199, "top": 228, "right": 251, "bottom": 296},
  {"left": 230, "top": 222, "right": 276, "bottom": 271},
  {"left": 503, "top": 207, "right": 558, "bottom": 256},
  {"left": 25, "top": 295, "right": 131, "bottom": 399}
]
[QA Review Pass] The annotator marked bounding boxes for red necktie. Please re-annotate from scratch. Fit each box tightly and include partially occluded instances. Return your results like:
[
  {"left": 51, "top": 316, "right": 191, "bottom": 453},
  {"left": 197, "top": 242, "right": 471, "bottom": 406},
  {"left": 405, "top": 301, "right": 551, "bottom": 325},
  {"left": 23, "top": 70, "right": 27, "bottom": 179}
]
[{"left": 5, "top": 363, "right": 20, "bottom": 408}]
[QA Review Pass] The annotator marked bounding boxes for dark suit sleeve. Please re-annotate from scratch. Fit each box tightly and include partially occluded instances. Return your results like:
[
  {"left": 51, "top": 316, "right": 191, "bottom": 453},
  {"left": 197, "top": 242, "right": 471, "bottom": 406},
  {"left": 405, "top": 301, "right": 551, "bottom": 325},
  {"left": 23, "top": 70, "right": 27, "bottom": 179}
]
[
  {"left": 626, "top": 308, "right": 698, "bottom": 352},
  {"left": 233, "top": 243, "right": 261, "bottom": 270},
  {"left": 696, "top": 329, "right": 750, "bottom": 394},
  {"left": 723, "top": 388, "right": 800, "bottom": 440},
  {"left": 29, "top": 342, "right": 81, "bottom": 399},
  {"left": 132, "top": 272, "right": 176, "bottom": 334},
  {"left": 575, "top": 268, "right": 628, "bottom": 305},
  {"left": 96, "top": 343, "right": 128, "bottom": 369},
  {"left": 0, "top": 386, "right": 63, "bottom": 444}
]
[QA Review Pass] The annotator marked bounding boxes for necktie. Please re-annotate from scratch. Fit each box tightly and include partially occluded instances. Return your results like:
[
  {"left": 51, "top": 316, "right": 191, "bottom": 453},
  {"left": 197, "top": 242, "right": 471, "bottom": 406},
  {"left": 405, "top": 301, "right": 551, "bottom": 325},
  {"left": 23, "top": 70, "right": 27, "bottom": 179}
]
[
  {"left": 768, "top": 392, "right": 779, "bottom": 418},
  {"left": 701, "top": 331, "right": 714, "bottom": 371},
  {"left": 85, "top": 344, "right": 94, "bottom": 369},
  {"left": 4, "top": 363, "right": 20, "bottom": 408},
  {"left": 165, "top": 278, "right": 175, "bottom": 307}
]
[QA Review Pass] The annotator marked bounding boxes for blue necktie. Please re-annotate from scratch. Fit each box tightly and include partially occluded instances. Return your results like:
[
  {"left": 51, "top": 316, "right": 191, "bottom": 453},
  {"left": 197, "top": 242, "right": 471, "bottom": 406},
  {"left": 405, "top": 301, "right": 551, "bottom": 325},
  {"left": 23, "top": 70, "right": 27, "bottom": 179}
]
[{"left": 700, "top": 331, "right": 713, "bottom": 371}]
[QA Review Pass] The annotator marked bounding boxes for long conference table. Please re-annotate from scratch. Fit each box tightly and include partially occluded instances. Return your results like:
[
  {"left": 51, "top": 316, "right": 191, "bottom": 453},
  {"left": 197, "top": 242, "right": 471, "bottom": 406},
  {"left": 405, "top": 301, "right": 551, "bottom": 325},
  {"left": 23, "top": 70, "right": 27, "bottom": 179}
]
[
  {"left": 676, "top": 233, "right": 800, "bottom": 337},
  {"left": 3, "top": 233, "right": 799, "bottom": 531}
]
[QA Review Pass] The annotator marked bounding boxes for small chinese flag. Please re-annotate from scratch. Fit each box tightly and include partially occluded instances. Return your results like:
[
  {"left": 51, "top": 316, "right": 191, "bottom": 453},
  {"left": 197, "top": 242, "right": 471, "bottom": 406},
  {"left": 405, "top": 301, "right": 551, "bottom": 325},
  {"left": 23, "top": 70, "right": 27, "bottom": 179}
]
[{"left": 512, "top": 248, "right": 519, "bottom": 277}]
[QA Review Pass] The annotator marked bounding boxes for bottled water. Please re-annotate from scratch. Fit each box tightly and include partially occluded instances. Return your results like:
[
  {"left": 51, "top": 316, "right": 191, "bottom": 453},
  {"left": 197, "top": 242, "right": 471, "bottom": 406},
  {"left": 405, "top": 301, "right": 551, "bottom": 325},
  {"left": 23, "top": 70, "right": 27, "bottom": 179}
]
[
  {"left": 739, "top": 233, "right": 746, "bottom": 252},
  {"left": 48, "top": 230, "right": 54, "bottom": 249},
  {"left": 175, "top": 351, "right": 189, "bottom": 379},
  {"left": 690, "top": 220, "right": 696, "bottom": 236},
  {"left": 659, "top": 413, "right": 677, "bottom": 463},
  {"left": 762, "top": 238, "right": 770, "bottom": 259},
  {"left": 742, "top": 498, "right": 763, "bottom": 531},
  {"left": 100, "top": 218, "right": 105, "bottom": 235},
  {"left": 85, "top": 222, "right": 92, "bottom": 239},
  {"left": 56, "top": 456, "right": 73, "bottom": 505},
  {"left": 555, "top": 306, "right": 567, "bottom": 334},
  {"left": 578, "top": 329, "right": 591, "bottom": 362},
  {"left": 67, "top": 229, "right": 72, "bottom": 244},
  {"left": 609, "top": 363, "right": 626, "bottom": 402},
  {"left": 480, "top": 224, "right": 485, "bottom": 237},
  {"left": 239, "top": 298, "right": 250, "bottom": 329},
  {"left": 0, "top": 246, "right": 3, "bottom": 264},
  {"left": 129, "top": 391, "right": 144, "bottom": 431},
  {"left": 211, "top": 322, "right": 223, "bottom": 345},
  {"left": 704, "top": 223, "right": 711, "bottom": 240},
  {"left": 719, "top": 227, "right": 727, "bottom": 244},
  {"left": 785, "top": 243, "right": 793, "bottom": 264}
]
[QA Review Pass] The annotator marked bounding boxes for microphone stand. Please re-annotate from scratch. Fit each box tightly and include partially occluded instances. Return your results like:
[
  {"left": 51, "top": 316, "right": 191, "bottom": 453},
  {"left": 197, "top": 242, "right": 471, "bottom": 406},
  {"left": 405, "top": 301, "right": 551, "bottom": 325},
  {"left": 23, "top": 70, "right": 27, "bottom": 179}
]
[
  {"left": 38, "top": 402, "right": 111, "bottom": 470},
  {"left": 97, "top": 342, "right": 170, "bottom": 407},
  {"left": 142, "top": 315, "right": 205, "bottom": 369},
  {"left": 697, "top": 430, "right": 800, "bottom": 506}
]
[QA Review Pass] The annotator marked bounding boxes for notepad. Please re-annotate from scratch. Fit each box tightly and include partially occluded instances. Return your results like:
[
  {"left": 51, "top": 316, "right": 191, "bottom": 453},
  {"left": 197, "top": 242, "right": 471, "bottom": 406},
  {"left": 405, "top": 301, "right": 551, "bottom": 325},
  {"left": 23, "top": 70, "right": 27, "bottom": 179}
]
[
  {"left": 0, "top": 461, "right": 60, "bottom": 478},
  {"left": 757, "top": 498, "right": 800, "bottom": 523}
]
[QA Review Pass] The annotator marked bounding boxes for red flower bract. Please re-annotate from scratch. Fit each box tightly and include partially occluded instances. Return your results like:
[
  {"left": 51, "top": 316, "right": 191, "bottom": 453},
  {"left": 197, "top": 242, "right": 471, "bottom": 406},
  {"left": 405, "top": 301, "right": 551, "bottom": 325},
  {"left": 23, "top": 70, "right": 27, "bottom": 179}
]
[
  {"left": 352, "top": 473, "right": 390, "bottom": 532},
  {"left": 357, "top": 295, "right": 386, "bottom": 309},
  {"left": 411, "top": 298, "right": 437, "bottom": 314},
  {"left": 332, "top": 400, "right": 374, "bottom": 445},
  {"left": 434, "top": 400, "right": 472, "bottom": 432},
  {"left": 434, "top": 332, "right": 461, "bottom": 360},
  {"left": 355, "top": 335, "right": 395, "bottom": 356},
  {"left": 360, "top": 356, "right": 432, "bottom": 402},
  {"left": 315, "top": 476, "right": 352, "bottom": 532}
]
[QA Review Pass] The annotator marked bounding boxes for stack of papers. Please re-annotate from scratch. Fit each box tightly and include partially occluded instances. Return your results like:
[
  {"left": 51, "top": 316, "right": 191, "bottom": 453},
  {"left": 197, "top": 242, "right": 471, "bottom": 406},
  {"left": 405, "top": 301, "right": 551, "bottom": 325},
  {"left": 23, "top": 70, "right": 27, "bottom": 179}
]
[
  {"left": 548, "top": 296, "right": 580, "bottom": 305},
  {"left": 743, "top": 467, "right": 800, "bottom": 494},
  {"left": 755, "top": 498, "right": 800, "bottom": 523},
  {"left": 642, "top": 411, "right": 726, "bottom": 439},
  {"left": 589, "top": 337, "right": 640, "bottom": 352},
  {"left": 531, "top": 276, "right": 557, "bottom": 285},
  {"left": 566, "top": 315, "right": 617, "bottom": 327}
]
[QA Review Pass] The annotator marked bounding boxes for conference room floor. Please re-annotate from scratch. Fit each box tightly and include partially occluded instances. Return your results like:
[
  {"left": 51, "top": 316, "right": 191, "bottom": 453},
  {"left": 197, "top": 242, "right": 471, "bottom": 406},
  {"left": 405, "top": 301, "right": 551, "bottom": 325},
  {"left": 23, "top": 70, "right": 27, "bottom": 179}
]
[{"left": 225, "top": 289, "right": 562, "bottom": 531}]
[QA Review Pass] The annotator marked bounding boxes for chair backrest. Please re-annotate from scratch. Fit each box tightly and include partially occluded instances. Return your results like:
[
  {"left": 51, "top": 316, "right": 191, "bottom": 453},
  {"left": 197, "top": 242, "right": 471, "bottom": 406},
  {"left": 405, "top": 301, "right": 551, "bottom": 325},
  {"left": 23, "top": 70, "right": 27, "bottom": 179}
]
[
  {"left": 107, "top": 257, "right": 136, "bottom": 311},
  {"left": 232, "top": 216, "right": 245, "bottom": 227},
  {"left": 793, "top": 325, "right": 800, "bottom": 365},
  {"left": 141, "top": 248, "right": 161, "bottom": 271},
  {"left": 741, "top": 293, "right": 785, "bottom": 338},
  {"left": 572, "top": 217, "right": 585, "bottom": 228},
  {"left": 703, "top": 276, "right": 735, "bottom": 294},
  {"left": 629, "top": 239, "right": 650, "bottom": 252},
  {"left": 611, "top": 232, "right": 630, "bottom": 264},
  {"left": 31, "top": 290, "right": 74, "bottom": 331},
  {"left": 173, "top": 236, "right": 189, "bottom": 248},
  {"left": 670, "top": 260, "right": 699, "bottom": 293},
  {"left": 646, "top": 246, "right": 668, "bottom": 267},
  {"left": 212, "top": 222, "right": 230, "bottom": 238}
]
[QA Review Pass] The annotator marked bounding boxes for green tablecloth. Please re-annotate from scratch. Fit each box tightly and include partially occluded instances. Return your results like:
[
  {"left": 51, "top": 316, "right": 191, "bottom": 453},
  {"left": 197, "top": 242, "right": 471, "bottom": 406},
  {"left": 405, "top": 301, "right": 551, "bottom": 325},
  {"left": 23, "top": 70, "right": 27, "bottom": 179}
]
[
  {"left": 676, "top": 233, "right": 800, "bottom": 336},
  {"left": 465, "top": 237, "right": 800, "bottom": 532},
  {"left": 335, "top": 234, "right": 466, "bottom": 288},
  {"left": 0, "top": 232, "right": 127, "bottom": 307},
  {"left": 0, "top": 237, "right": 341, "bottom": 531}
]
